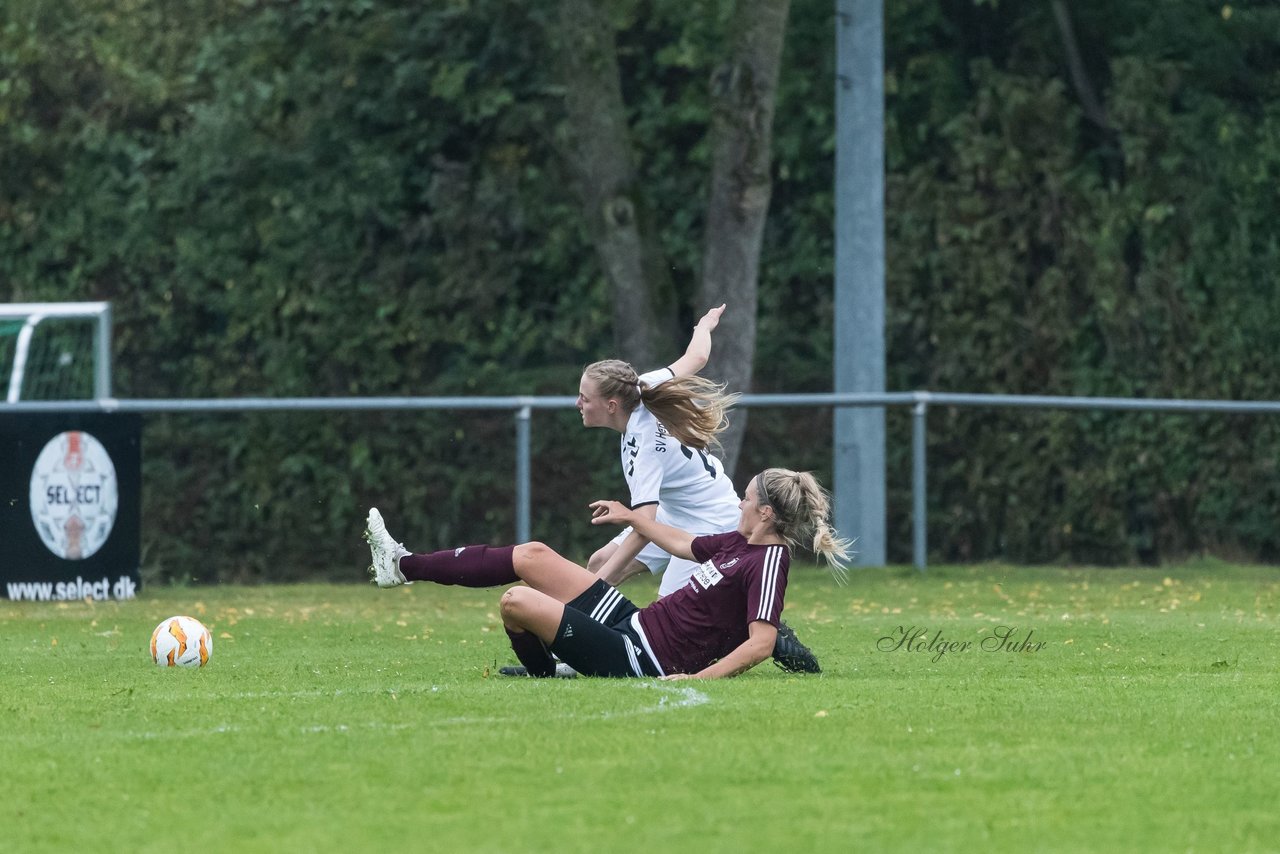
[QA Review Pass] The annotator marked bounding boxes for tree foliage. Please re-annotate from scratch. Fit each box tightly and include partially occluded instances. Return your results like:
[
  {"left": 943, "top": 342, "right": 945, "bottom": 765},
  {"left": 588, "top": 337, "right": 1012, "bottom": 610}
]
[{"left": 1, "top": 0, "right": 1278, "bottom": 580}]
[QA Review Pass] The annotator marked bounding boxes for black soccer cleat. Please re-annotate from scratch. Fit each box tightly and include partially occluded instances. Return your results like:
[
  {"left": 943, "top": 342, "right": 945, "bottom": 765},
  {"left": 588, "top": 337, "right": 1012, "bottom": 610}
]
[
  {"left": 772, "top": 622, "right": 821, "bottom": 673},
  {"left": 498, "top": 663, "right": 578, "bottom": 678}
]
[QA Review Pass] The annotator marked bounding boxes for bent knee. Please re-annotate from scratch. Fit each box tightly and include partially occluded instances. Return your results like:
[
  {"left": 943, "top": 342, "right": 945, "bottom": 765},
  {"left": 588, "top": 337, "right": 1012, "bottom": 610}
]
[
  {"left": 586, "top": 546, "right": 613, "bottom": 574},
  {"left": 514, "top": 541, "right": 557, "bottom": 566},
  {"left": 500, "top": 586, "right": 534, "bottom": 620}
]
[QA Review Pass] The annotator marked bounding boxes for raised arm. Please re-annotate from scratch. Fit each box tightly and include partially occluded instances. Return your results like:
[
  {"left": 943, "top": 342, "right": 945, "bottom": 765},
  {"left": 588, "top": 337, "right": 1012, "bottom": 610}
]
[
  {"left": 667, "top": 303, "right": 726, "bottom": 378},
  {"left": 589, "top": 500, "right": 697, "bottom": 561}
]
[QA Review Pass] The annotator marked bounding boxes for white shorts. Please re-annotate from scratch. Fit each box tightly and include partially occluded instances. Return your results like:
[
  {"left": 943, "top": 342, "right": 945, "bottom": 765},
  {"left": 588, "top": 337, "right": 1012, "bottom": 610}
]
[{"left": 610, "top": 527, "right": 701, "bottom": 597}]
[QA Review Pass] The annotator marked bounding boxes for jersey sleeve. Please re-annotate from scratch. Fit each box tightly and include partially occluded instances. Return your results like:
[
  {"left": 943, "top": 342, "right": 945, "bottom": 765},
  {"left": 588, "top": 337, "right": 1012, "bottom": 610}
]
[
  {"left": 638, "top": 368, "right": 675, "bottom": 390},
  {"left": 689, "top": 531, "right": 738, "bottom": 563},
  {"left": 744, "top": 545, "right": 789, "bottom": 627}
]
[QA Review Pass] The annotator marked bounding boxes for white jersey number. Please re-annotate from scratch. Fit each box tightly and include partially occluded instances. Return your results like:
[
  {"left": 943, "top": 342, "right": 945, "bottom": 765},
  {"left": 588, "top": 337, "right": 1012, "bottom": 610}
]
[{"left": 681, "top": 445, "right": 718, "bottom": 480}]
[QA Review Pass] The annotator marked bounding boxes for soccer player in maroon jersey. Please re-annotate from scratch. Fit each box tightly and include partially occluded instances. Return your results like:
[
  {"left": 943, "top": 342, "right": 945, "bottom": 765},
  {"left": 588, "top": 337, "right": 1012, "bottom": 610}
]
[{"left": 363, "top": 468, "right": 850, "bottom": 679}]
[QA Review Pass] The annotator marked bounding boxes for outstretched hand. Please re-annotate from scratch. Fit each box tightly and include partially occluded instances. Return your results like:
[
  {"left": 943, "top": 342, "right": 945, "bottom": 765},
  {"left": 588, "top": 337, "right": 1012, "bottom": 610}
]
[
  {"left": 589, "top": 500, "right": 631, "bottom": 526},
  {"left": 696, "top": 303, "right": 726, "bottom": 333}
]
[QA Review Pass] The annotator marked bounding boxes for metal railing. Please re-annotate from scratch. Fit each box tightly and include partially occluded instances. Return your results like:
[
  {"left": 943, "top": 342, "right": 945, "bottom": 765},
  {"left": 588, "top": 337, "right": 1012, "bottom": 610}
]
[{"left": 8, "top": 391, "right": 1280, "bottom": 570}]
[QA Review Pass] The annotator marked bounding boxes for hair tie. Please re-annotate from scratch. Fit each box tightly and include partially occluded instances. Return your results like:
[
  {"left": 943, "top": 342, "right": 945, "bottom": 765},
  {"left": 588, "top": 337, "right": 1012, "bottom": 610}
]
[{"left": 635, "top": 382, "right": 643, "bottom": 396}]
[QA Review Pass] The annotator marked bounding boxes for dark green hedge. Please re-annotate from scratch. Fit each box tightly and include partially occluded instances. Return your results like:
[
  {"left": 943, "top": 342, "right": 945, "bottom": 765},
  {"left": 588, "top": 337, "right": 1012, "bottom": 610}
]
[{"left": 2, "top": 0, "right": 1277, "bottom": 581}]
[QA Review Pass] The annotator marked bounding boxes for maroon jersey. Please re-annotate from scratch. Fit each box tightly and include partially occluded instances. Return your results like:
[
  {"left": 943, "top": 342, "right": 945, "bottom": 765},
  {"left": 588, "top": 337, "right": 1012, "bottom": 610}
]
[{"left": 635, "top": 532, "right": 789, "bottom": 675}]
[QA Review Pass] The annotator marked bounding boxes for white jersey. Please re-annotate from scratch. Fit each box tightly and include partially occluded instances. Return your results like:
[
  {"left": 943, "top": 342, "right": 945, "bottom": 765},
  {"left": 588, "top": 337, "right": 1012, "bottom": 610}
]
[{"left": 621, "top": 369, "right": 742, "bottom": 537}]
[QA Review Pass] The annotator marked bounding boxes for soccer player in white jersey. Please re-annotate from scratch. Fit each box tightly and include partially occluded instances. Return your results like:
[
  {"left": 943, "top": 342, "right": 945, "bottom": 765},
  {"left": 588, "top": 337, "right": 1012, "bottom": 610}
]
[{"left": 580, "top": 304, "right": 741, "bottom": 596}]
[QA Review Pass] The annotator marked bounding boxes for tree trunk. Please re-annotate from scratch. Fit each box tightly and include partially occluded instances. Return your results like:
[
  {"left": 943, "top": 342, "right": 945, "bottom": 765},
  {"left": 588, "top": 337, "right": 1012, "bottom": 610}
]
[
  {"left": 698, "top": 0, "right": 790, "bottom": 475},
  {"left": 549, "top": 0, "right": 675, "bottom": 367},
  {"left": 1050, "top": 0, "right": 1110, "bottom": 130}
]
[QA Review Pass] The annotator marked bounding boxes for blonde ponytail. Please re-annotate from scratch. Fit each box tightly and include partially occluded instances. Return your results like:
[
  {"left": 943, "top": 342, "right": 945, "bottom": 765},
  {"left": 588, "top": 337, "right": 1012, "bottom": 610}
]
[
  {"left": 642, "top": 375, "right": 738, "bottom": 451},
  {"left": 756, "top": 469, "right": 854, "bottom": 583},
  {"left": 581, "top": 360, "right": 740, "bottom": 451}
]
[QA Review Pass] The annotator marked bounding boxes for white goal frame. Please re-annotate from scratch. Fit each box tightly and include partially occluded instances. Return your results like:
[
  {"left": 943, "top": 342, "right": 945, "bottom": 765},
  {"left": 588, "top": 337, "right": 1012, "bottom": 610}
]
[{"left": 0, "top": 301, "right": 113, "bottom": 402}]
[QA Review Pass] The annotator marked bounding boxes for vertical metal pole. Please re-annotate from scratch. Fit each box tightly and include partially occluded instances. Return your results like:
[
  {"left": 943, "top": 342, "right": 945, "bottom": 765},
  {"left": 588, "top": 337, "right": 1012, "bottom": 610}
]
[
  {"left": 7, "top": 314, "right": 43, "bottom": 403},
  {"left": 515, "top": 405, "right": 532, "bottom": 543},
  {"left": 97, "top": 303, "right": 113, "bottom": 399},
  {"left": 912, "top": 398, "right": 928, "bottom": 573},
  {"left": 834, "top": 0, "right": 886, "bottom": 565}
]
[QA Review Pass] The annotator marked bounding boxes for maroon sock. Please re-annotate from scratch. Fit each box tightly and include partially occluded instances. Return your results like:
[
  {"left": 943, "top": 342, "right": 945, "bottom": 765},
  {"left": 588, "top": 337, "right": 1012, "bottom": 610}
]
[
  {"left": 505, "top": 627, "right": 555, "bottom": 677},
  {"left": 398, "top": 545, "right": 518, "bottom": 587}
]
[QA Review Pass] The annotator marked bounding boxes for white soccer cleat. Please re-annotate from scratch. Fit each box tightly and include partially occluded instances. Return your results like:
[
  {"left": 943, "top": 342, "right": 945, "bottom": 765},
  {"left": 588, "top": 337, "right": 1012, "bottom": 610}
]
[{"left": 364, "top": 507, "right": 409, "bottom": 588}]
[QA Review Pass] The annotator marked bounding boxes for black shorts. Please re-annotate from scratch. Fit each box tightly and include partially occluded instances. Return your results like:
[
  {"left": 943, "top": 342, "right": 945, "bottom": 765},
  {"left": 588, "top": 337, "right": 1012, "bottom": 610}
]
[{"left": 550, "top": 580, "right": 663, "bottom": 678}]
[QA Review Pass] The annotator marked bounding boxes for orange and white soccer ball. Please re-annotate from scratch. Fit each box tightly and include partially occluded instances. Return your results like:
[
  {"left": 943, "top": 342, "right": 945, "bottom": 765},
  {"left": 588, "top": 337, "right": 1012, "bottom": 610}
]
[{"left": 150, "top": 615, "right": 213, "bottom": 667}]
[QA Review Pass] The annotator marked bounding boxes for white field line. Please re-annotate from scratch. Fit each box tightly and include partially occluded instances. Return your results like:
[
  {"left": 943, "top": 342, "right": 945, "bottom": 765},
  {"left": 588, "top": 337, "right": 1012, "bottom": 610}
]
[{"left": 104, "top": 682, "right": 710, "bottom": 741}]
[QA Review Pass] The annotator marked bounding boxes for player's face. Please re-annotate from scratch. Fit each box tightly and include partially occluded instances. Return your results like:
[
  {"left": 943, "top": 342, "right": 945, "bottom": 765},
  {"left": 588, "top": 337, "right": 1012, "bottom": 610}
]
[
  {"left": 577, "top": 376, "right": 614, "bottom": 429},
  {"left": 738, "top": 476, "right": 772, "bottom": 536}
]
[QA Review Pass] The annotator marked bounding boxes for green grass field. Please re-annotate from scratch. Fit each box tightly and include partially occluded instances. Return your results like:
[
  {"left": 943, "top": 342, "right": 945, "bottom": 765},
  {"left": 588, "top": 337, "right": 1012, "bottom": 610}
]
[{"left": 3, "top": 562, "right": 1279, "bottom": 853}]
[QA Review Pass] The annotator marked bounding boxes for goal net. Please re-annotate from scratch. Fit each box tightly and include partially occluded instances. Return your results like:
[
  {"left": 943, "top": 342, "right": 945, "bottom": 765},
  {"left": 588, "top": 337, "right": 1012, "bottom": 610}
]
[{"left": 0, "top": 302, "right": 113, "bottom": 402}]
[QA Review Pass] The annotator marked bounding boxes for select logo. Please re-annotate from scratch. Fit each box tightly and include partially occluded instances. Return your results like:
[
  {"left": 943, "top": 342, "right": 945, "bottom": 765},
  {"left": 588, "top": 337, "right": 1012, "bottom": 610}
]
[{"left": 28, "top": 430, "right": 119, "bottom": 560}]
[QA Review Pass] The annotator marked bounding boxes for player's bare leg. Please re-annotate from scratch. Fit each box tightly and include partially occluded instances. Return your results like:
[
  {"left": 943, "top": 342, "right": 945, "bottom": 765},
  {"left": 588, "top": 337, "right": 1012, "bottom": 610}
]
[
  {"left": 589, "top": 542, "right": 650, "bottom": 586},
  {"left": 509, "top": 542, "right": 598, "bottom": 603},
  {"left": 498, "top": 586, "right": 566, "bottom": 678}
]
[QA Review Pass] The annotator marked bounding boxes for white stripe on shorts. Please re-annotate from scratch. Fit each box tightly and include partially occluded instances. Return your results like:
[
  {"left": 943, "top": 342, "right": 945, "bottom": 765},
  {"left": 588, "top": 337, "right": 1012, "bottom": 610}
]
[
  {"left": 629, "top": 612, "right": 665, "bottom": 677},
  {"left": 590, "top": 586, "right": 623, "bottom": 624},
  {"left": 623, "top": 637, "right": 643, "bottom": 676}
]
